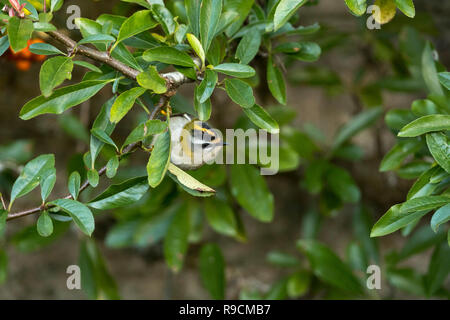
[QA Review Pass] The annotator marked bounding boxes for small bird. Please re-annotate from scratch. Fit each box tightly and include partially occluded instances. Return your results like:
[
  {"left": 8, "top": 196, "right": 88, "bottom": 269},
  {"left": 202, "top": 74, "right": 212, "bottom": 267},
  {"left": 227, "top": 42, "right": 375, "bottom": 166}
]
[{"left": 168, "top": 114, "right": 225, "bottom": 170}]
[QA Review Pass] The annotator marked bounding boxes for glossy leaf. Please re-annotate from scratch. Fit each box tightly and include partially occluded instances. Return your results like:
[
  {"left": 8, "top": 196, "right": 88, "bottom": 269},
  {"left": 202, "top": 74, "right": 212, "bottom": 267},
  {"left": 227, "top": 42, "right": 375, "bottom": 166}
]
[
  {"left": 422, "top": 42, "right": 444, "bottom": 96},
  {"left": 273, "top": 0, "right": 308, "bottom": 31},
  {"left": 213, "top": 63, "right": 255, "bottom": 78},
  {"left": 88, "top": 176, "right": 149, "bottom": 210},
  {"left": 68, "top": 171, "right": 81, "bottom": 200},
  {"left": 147, "top": 129, "right": 171, "bottom": 188},
  {"left": 267, "top": 56, "right": 286, "bottom": 105},
  {"left": 194, "top": 87, "right": 212, "bottom": 121},
  {"left": 200, "top": 0, "right": 222, "bottom": 52},
  {"left": 110, "top": 87, "right": 147, "bottom": 123},
  {"left": 29, "top": 42, "right": 64, "bottom": 55},
  {"left": 143, "top": 46, "right": 196, "bottom": 67},
  {"left": 114, "top": 10, "right": 158, "bottom": 49},
  {"left": 204, "top": 197, "right": 239, "bottom": 238},
  {"left": 10, "top": 154, "right": 55, "bottom": 208},
  {"left": 395, "top": 0, "right": 415, "bottom": 18},
  {"left": 196, "top": 70, "right": 217, "bottom": 103},
  {"left": 185, "top": 0, "right": 201, "bottom": 37},
  {"left": 37, "top": 211, "right": 54, "bottom": 237},
  {"left": 186, "top": 33, "right": 205, "bottom": 66},
  {"left": 431, "top": 204, "right": 450, "bottom": 233},
  {"left": 235, "top": 28, "right": 261, "bottom": 64},
  {"left": 39, "top": 56, "right": 74, "bottom": 97},
  {"left": 50, "top": 199, "right": 95, "bottom": 236},
  {"left": 242, "top": 104, "right": 279, "bottom": 134},
  {"left": 20, "top": 80, "right": 114, "bottom": 120},
  {"left": 7, "top": 16, "right": 33, "bottom": 52},
  {"left": 344, "top": 0, "right": 367, "bottom": 16},
  {"left": 398, "top": 115, "right": 450, "bottom": 137},
  {"left": 137, "top": 66, "right": 168, "bottom": 94},
  {"left": 438, "top": 72, "right": 450, "bottom": 91},
  {"left": 426, "top": 133, "right": 450, "bottom": 174}
]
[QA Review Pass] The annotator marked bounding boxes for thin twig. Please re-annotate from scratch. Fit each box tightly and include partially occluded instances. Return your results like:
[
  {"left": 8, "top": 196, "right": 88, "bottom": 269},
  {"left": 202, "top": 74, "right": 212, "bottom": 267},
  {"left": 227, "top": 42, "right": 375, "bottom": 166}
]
[{"left": 6, "top": 142, "right": 141, "bottom": 221}]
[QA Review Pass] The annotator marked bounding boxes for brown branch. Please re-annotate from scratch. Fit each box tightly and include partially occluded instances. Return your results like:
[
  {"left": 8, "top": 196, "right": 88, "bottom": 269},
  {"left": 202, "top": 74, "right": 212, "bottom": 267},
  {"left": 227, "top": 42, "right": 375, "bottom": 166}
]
[{"left": 47, "top": 30, "right": 196, "bottom": 90}]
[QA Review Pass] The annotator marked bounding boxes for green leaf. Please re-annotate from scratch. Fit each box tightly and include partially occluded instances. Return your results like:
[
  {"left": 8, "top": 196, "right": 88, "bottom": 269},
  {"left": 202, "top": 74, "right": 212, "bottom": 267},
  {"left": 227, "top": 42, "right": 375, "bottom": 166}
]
[
  {"left": 40, "top": 170, "right": 56, "bottom": 202},
  {"left": 29, "top": 42, "right": 64, "bottom": 55},
  {"left": 7, "top": 16, "right": 34, "bottom": 52},
  {"left": 385, "top": 109, "right": 416, "bottom": 131},
  {"left": 87, "top": 169, "right": 99, "bottom": 187},
  {"left": 401, "top": 195, "right": 450, "bottom": 214},
  {"left": 20, "top": 80, "right": 114, "bottom": 120},
  {"left": 137, "top": 65, "right": 168, "bottom": 94},
  {"left": 0, "top": 36, "right": 10, "bottom": 57},
  {"left": 185, "top": 0, "right": 201, "bottom": 37},
  {"left": 167, "top": 163, "right": 215, "bottom": 196},
  {"left": 379, "top": 140, "right": 422, "bottom": 172},
  {"left": 163, "top": 204, "right": 190, "bottom": 272},
  {"left": 0, "top": 250, "right": 6, "bottom": 284},
  {"left": 411, "top": 99, "right": 439, "bottom": 116},
  {"left": 344, "top": 0, "right": 367, "bottom": 16},
  {"left": 78, "top": 34, "right": 116, "bottom": 45},
  {"left": 371, "top": 204, "right": 428, "bottom": 237},
  {"left": 88, "top": 176, "right": 149, "bottom": 210},
  {"left": 0, "top": 209, "right": 7, "bottom": 238},
  {"left": 235, "top": 27, "right": 261, "bottom": 65},
  {"left": 73, "top": 60, "right": 102, "bottom": 73},
  {"left": 438, "top": 72, "right": 450, "bottom": 91},
  {"left": 204, "top": 197, "right": 239, "bottom": 238},
  {"left": 242, "top": 104, "right": 279, "bottom": 134},
  {"left": 187, "top": 33, "right": 205, "bottom": 66},
  {"left": 90, "top": 97, "right": 116, "bottom": 168},
  {"left": 196, "top": 70, "right": 217, "bottom": 103},
  {"left": 50, "top": 0, "right": 63, "bottom": 12},
  {"left": 10, "top": 154, "right": 55, "bottom": 209},
  {"left": 113, "top": 10, "right": 158, "bottom": 50},
  {"left": 33, "top": 22, "right": 57, "bottom": 32},
  {"left": 110, "top": 87, "right": 147, "bottom": 123},
  {"left": 147, "top": 129, "right": 171, "bottom": 187},
  {"left": 199, "top": 243, "right": 225, "bottom": 299},
  {"left": 68, "top": 171, "right": 81, "bottom": 200},
  {"left": 273, "top": 0, "right": 308, "bottom": 32},
  {"left": 275, "top": 42, "right": 321, "bottom": 62},
  {"left": 426, "top": 133, "right": 450, "bottom": 174},
  {"left": 39, "top": 56, "right": 74, "bottom": 97},
  {"left": 422, "top": 42, "right": 444, "bottom": 96},
  {"left": 143, "top": 46, "right": 196, "bottom": 67},
  {"left": 230, "top": 164, "right": 274, "bottom": 222},
  {"left": 194, "top": 87, "right": 212, "bottom": 121},
  {"left": 431, "top": 204, "right": 450, "bottom": 233},
  {"left": 50, "top": 199, "right": 95, "bottom": 236},
  {"left": 395, "top": 0, "right": 415, "bottom": 17},
  {"left": 224, "top": 0, "right": 254, "bottom": 36},
  {"left": 267, "top": 56, "right": 286, "bottom": 105},
  {"left": 333, "top": 107, "right": 383, "bottom": 150},
  {"left": 425, "top": 242, "right": 450, "bottom": 296},
  {"left": 224, "top": 78, "right": 254, "bottom": 109},
  {"left": 200, "top": 0, "right": 222, "bottom": 52},
  {"left": 37, "top": 211, "right": 54, "bottom": 237},
  {"left": 91, "top": 128, "right": 118, "bottom": 151},
  {"left": 152, "top": 4, "right": 176, "bottom": 35},
  {"left": 287, "top": 271, "right": 310, "bottom": 298},
  {"left": 398, "top": 115, "right": 450, "bottom": 137},
  {"left": 213, "top": 63, "right": 255, "bottom": 78},
  {"left": 122, "top": 119, "right": 167, "bottom": 148},
  {"left": 297, "top": 240, "right": 363, "bottom": 294},
  {"left": 106, "top": 156, "right": 119, "bottom": 179}
]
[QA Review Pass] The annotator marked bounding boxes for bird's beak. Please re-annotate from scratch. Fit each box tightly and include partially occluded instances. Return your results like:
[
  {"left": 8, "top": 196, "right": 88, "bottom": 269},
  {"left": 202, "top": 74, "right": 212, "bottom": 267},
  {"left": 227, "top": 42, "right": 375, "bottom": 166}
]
[{"left": 222, "top": 142, "right": 229, "bottom": 146}]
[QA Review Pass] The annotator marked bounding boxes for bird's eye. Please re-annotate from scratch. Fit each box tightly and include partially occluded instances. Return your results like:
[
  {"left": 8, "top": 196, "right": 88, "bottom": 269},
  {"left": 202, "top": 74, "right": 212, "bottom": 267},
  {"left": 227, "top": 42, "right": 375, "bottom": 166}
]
[{"left": 202, "top": 143, "right": 210, "bottom": 149}]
